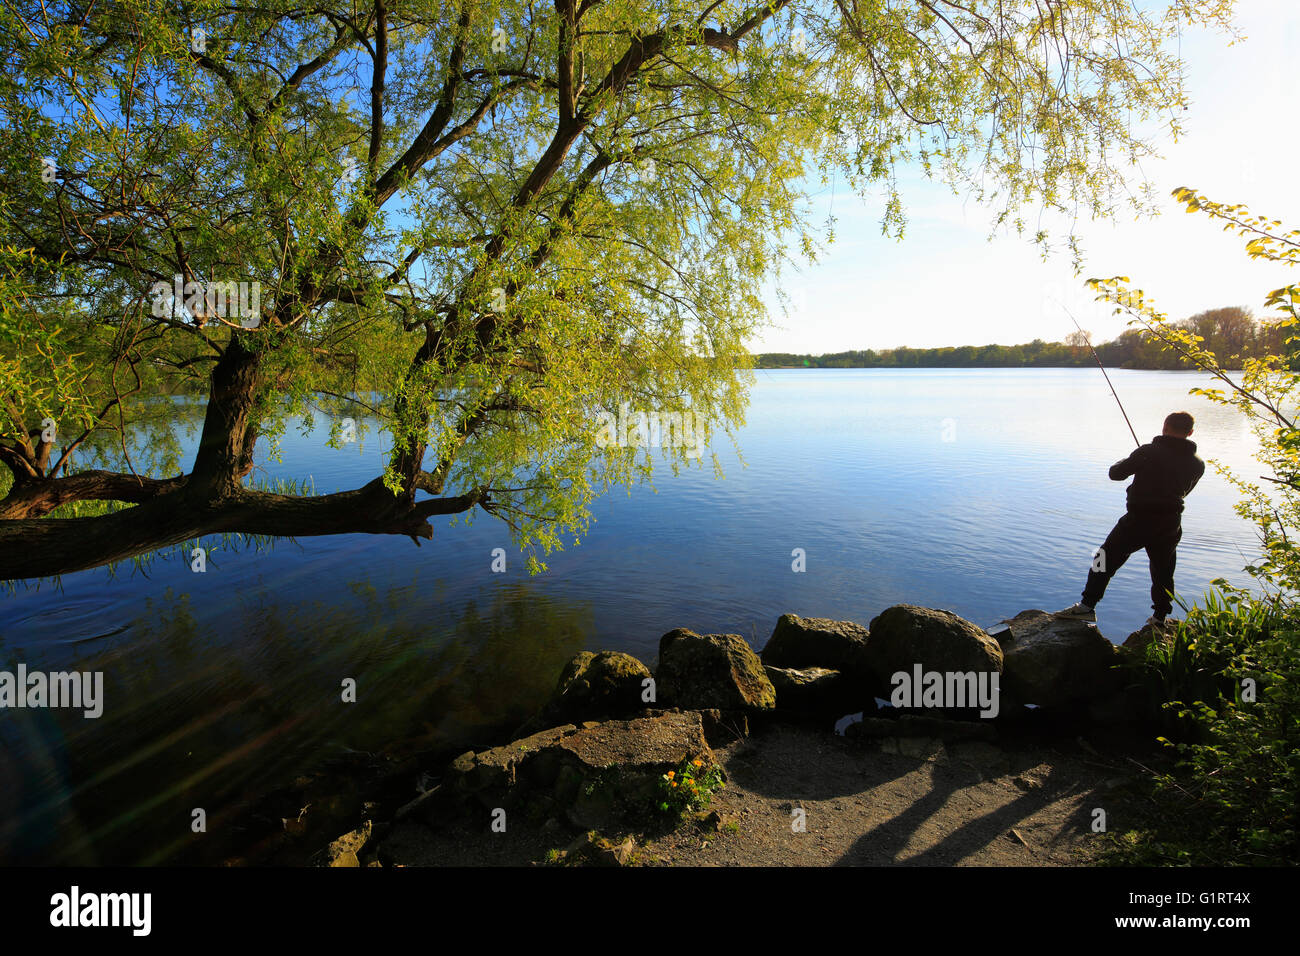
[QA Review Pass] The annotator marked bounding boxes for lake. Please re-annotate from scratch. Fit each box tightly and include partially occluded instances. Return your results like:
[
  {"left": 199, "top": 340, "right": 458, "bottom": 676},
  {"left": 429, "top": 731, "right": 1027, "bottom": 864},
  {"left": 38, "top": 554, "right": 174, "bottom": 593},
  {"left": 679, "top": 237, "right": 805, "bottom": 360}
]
[{"left": 0, "top": 368, "right": 1264, "bottom": 863}]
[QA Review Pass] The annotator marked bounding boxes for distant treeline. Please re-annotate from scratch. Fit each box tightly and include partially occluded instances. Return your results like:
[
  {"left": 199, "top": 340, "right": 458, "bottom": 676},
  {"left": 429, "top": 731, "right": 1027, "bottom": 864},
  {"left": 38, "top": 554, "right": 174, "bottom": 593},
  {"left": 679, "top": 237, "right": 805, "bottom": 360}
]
[{"left": 757, "top": 307, "right": 1287, "bottom": 370}]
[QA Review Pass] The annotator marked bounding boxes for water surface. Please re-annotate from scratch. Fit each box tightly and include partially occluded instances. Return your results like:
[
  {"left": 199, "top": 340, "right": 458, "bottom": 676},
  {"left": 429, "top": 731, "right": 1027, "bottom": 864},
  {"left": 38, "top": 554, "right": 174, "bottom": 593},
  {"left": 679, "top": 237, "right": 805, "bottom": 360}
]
[{"left": 0, "top": 368, "right": 1264, "bottom": 862}]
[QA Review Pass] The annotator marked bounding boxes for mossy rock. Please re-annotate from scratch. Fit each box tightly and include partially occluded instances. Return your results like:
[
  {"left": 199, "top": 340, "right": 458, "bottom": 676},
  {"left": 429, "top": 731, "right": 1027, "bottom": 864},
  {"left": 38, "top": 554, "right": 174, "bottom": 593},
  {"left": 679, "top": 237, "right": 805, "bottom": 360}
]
[
  {"left": 656, "top": 629, "right": 776, "bottom": 712},
  {"left": 438, "top": 712, "right": 714, "bottom": 830},
  {"left": 549, "top": 650, "right": 653, "bottom": 722}
]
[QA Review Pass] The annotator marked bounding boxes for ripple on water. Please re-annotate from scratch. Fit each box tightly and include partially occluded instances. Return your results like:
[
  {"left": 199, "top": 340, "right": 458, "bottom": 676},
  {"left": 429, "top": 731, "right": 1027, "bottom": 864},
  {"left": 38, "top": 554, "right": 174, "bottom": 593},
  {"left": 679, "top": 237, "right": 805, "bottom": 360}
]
[{"left": 5, "top": 597, "right": 134, "bottom": 650}]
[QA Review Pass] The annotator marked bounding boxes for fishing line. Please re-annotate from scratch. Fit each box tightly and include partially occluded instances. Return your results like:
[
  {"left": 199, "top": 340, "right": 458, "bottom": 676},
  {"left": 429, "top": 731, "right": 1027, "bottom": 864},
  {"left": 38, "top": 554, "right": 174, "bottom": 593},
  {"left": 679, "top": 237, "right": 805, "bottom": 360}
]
[{"left": 1055, "top": 297, "right": 1141, "bottom": 448}]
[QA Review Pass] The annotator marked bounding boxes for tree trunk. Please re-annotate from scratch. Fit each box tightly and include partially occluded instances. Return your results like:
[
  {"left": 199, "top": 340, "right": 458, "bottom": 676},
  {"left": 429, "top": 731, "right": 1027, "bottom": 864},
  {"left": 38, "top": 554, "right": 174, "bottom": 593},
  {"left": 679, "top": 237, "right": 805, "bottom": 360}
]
[
  {"left": 0, "top": 481, "right": 484, "bottom": 579},
  {"left": 189, "top": 336, "right": 262, "bottom": 497}
]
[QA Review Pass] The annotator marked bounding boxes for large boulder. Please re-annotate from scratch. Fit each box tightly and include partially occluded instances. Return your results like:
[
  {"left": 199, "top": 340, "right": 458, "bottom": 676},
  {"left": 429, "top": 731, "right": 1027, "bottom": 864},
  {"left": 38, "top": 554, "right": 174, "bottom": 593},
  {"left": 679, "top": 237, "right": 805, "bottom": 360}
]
[
  {"left": 864, "top": 605, "right": 1003, "bottom": 698},
  {"left": 656, "top": 629, "right": 776, "bottom": 712},
  {"left": 439, "top": 711, "right": 714, "bottom": 831},
  {"left": 994, "top": 610, "right": 1122, "bottom": 707},
  {"left": 547, "top": 651, "right": 652, "bottom": 722},
  {"left": 763, "top": 665, "right": 860, "bottom": 716},
  {"left": 1121, "top": 621, "right": 1174, "bottom": 656},
  {"left": 761, "top": 614, "right": 872, "bottom": 680}
]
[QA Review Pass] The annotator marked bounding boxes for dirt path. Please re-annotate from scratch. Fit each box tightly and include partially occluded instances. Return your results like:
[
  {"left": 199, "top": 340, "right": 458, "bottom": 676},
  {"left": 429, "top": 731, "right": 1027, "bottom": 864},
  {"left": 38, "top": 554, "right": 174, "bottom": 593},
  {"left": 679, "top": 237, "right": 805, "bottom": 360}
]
[
  {"left": 638, "top": 724, "right": 1135, "bottom": 866},
  {"left": 375, "top": 722, "right": 1142, "bottom": 867}
]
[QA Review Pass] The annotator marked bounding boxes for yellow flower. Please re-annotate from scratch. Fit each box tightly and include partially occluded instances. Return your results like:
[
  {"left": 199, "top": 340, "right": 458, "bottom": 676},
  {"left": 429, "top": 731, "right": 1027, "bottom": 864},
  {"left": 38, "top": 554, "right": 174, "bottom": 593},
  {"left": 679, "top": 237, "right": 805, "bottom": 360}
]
[
  {"left": 692, "top": 759, "right": 703, "bottom": 767},
  {"left": 666, "top": 771, "right": 675, "bottom": 780}
]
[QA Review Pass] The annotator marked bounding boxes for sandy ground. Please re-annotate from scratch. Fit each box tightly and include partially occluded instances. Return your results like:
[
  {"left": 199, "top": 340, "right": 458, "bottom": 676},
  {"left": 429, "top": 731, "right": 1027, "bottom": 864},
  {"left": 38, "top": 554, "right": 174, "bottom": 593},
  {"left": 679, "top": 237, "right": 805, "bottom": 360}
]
[{"left": 374, "top": 722, "right": 1140, "bottom": 867}]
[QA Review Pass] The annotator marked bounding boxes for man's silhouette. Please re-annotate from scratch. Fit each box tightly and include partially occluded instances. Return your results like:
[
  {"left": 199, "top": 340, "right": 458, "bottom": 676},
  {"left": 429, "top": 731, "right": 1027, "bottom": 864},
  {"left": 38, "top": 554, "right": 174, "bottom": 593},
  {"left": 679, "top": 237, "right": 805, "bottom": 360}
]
[{"left": 1057, "top": 411, "right": 1206, "bottom": 625}]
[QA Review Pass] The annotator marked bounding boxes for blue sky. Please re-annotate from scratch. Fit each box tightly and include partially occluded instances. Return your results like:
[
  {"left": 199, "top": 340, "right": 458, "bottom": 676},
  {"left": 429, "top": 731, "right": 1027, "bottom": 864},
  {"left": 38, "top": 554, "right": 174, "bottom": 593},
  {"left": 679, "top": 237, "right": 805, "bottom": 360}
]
[{"left": 756, "top": 0, "right": 1300, "bottom": 354}]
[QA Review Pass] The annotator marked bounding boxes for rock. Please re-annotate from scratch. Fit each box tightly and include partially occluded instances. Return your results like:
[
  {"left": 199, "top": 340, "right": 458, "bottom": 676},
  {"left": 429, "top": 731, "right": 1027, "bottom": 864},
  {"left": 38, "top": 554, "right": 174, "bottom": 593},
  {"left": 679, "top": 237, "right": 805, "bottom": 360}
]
[
  {"left": 699, "top": 809, "right": 739, "bottom": 832},
  {"left": 864, "top": 605, "right": 1003, "bottom": 701},
  {"left": 560, "top": 714, "right": 714, "bottom": 829},
  {"left": 996, "top": 610, "right": 1122, "bottom": 707},
  {"left": 446, "top": 725, "right": 577, "bottom": 798},
  {"left": 762, "top": 614, "right": 872, "bottom": 679},
  {"left": 560, "top": 712, "right": 710, "bottom": 773},
  {"left": 763, "top": 665, "right": 860, "bottom": 715},
  {"left": 548, "top": 651, "right": 653, "bottom": 722},
  {"left": 1122, "top": 621, "right": 1174, "bottom": 655},
  {"left": 656, "top": 629, "right": 776, "bottom": 712},
  {"left": 439, "top": 711, "right": 714, "bottom": 831},
  {"left": 563, "top": 831, "right": 638, "bottom": 867},
  {"left": 448, "top": 751, "right": 476, "bottom": 775},
  {"left": 600, "top": 836, "right": 638, "bottom": 867},
  {"left": 322, "top": 820, "right": 372, "bottom": 867},
  {"left": 278, "top": 786, "right": 362, "bottom": 847}
]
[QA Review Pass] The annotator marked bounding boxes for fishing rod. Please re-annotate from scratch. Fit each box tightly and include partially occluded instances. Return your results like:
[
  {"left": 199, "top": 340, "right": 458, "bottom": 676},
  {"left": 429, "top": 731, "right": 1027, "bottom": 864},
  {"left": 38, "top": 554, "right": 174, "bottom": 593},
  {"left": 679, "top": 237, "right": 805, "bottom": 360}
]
[{"left": 1056, "top": 297, "right": 1141, "bottom": 449}]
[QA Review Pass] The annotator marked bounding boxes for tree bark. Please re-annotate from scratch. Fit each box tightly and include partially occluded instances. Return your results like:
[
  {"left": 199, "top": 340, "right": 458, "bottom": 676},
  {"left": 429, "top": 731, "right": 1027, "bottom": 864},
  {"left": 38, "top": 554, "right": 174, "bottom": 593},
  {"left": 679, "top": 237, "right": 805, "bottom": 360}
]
[
  {"left": 189, "top": 336, "right": 262, "bottom": 497},
  {"left": 0, "top": 481, "right": 485, "bottom": 579},
  {"left": 0, "top": 471, "right": 188, "bottom": 520}
]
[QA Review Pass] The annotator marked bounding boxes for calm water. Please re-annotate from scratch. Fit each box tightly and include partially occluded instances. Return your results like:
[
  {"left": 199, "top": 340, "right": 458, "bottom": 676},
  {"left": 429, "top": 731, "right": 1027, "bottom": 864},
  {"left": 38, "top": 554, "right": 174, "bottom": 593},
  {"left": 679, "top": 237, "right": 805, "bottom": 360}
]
[{"left": 0, "top": 368, "right": 1264, "bottom": 863}]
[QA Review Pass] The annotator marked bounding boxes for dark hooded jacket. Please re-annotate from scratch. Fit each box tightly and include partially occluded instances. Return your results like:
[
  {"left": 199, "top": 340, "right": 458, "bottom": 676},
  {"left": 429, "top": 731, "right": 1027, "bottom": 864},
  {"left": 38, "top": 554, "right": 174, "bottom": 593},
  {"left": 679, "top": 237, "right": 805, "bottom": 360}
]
[{"left": 1110, "top": 434, "right": 1206, "bottom": 515}]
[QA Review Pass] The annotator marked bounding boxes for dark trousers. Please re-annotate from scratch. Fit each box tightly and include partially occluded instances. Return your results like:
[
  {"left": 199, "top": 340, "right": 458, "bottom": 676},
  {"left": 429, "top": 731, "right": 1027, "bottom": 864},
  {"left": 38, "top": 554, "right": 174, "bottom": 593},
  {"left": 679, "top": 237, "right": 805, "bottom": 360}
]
[{"left": 1083, "top": 509, "right": 1182, "bottom": 617}]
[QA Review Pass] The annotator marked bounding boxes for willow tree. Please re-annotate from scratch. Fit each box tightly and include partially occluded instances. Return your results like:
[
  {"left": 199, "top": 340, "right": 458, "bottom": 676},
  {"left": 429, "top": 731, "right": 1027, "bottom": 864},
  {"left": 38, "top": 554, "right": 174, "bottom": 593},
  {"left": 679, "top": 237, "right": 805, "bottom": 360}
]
[{"left": 0, "top": 0, "right": 1232, "bottom": 579}]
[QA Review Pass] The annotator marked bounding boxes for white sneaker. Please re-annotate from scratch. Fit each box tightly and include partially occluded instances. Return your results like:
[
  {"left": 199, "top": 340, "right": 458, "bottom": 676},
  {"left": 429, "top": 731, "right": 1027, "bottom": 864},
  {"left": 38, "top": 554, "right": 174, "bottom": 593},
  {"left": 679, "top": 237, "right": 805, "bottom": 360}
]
[{"left": 1055, "top": 602, "right": 1096, "bottom": 622}]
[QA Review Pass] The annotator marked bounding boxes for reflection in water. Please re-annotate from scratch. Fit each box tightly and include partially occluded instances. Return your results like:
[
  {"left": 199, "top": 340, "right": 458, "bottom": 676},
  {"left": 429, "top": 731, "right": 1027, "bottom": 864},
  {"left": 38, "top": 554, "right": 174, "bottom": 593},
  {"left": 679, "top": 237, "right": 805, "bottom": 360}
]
[{"left": 0, "top": 581, "right": 590, "bottom": 864}]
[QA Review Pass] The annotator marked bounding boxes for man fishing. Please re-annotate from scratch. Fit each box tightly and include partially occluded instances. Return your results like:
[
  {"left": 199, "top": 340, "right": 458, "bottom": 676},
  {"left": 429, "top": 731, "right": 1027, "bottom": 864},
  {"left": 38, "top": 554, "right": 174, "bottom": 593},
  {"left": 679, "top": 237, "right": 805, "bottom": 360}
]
[{"left": 1057, "top": 411, "right": 1206, "bottom": 626}]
